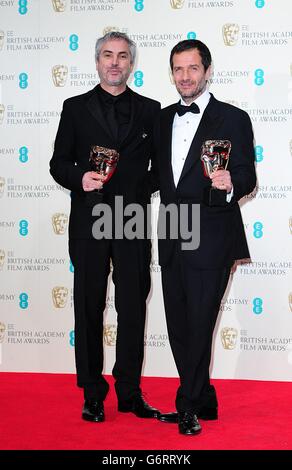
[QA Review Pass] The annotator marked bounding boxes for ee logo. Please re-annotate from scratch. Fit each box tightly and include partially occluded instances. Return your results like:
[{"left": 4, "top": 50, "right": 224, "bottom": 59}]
[
  {"left": 253, "top": 298, "right": 263, "bottom": 314},
  {"left": 19, "top": 73, "right": 28, "bottom": 89},
  {"left": 18, "top": 0, "right": 28, "bottom": 15},
  {"left": 19, "top": 147, "right": 29, "bottom": 163},
  {"left": 19, "top": 220, "right": 29, "bottom": 236},
  {"left": 134, "top": 71, "right": 144, "bottom": 87},
  {"left": 134, "top": 0, "right": 144, "bottom": 12},
  {"left": 255, "top": 145, "right": 264, "bottom": 163},
  {"left": 69, "top": 330, "right": 75, "bottom": 347},
  {"left": 69, "top": 35, "right": 79, "bottom": 51},
  {"left": 253, "top": 222, "right": 263, "bottom": 238},
  {"left": 19, "top": 293, "right": 29, "bottom": 309},
  {"left": 254, "top": 69, "right": 264, "bottom": 86}
]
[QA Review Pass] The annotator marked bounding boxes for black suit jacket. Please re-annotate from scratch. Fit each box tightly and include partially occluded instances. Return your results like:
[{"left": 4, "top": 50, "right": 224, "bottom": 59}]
[
  {"left": 50, "top": 86, "right": 160, "bottom": 239},
  {"left": 158, "top": 94, "right": 257, "bottom": 269}
]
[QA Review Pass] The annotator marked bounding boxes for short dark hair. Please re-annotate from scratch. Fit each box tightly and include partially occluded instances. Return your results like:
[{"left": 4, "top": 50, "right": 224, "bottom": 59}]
[{"left": 170, "top": 39, "right": 212, "bottom": 72}]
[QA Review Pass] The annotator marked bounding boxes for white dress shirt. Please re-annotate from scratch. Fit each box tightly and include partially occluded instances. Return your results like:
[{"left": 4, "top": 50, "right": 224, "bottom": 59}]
[
  {"left": 171, "top": 89, "right": 233, "bottom": 201},
  {"left": 171, "top": 89, "right": 210, "bottom": 187}
]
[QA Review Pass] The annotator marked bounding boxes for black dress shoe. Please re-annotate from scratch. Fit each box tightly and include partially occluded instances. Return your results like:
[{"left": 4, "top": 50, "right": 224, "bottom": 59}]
[
  {"left": 178, "top": 412, "right": 202, "bottom": 436},
  {"left": 82, "top": 400, "right": 105, "bottom": 422},
  {"left": 118, "top": 395, "right": 160, "bottom": 418},
  {"left": 158, "top": 406, "right": 217, "bottom": 423},
  {"left": 158, "top": 412, "right": 178, "bottom": 423}
]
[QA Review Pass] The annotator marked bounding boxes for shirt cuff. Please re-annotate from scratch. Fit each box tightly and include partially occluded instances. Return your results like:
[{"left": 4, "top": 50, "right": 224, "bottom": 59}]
[{"left": 226, "top": 186, "right": 234, "bottom": 203}]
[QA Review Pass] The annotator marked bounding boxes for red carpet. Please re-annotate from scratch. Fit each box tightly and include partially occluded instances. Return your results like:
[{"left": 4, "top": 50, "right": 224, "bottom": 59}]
[{"left": 0, "top": 373, "right": 292, "bottom": 450}]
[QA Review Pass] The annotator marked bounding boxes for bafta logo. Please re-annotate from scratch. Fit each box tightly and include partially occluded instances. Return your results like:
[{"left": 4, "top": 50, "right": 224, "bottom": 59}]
[
  {"left": 52, "top": 213, "right": 68, "bottom": 235},
  {"left": 0, "top": 250, "right": 5, "bottom": 270},
  {"left": 221, "top": 327, "right": 238, "bottom": 350},
  {"left": 103, "top": 26, "right": 120, "bottom": 35},
  {"left": 0, "top": 104, "right": 5, "bottom": 124},
  {"left": 103, "top": 324, "right": 117, "bottom": 346},
  {"left": 222, "top": 23, "right": 240, "bottom": 46},
  {"left": 289, "top": 293, "right": 292, "bottom": 313},
  {"left": 0, "top": 177, "right": 5, "bottom": 197},
  {"left": 51, "top": 0, "right": 66, "bottom": 12},
  {"left": 201, "top": 140, "right": 231, "bottom": 177},
  {"left": 289, "top": 217, "right": 292, "bottom": 235},
  {"left": 225, "top": 99, "right": 239, "bottom": 108},
  {"left": 52, "top": 286, "right": 68, "bottom": 308},
  {"left": 52, "top": 65, "right": 68, "bottom": 87},
  {"left": 0, "top": 322, "right": 5, "bottom": 343},
  {"left": 0, "top": 30, "right": 4, "bottom": 51},
  {"left": 170, "top": 0, "right": 185, "bottom": 8}
]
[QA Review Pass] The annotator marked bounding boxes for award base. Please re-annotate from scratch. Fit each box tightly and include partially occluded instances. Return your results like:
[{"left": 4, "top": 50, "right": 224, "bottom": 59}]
[
  {"left": 203, "top": 186, "right": 227, "bottom": 207},
  {"left": 85, "top": 190, "right": 103, "bottom": 208}
]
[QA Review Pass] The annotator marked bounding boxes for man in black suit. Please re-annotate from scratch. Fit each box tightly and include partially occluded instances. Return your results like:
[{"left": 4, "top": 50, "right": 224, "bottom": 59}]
[
  {"left": 50, "top": 32, "right": 160, "bottom": 422},
  {"left": 157, "top": 39, "right": 256, "bottom": 435}
]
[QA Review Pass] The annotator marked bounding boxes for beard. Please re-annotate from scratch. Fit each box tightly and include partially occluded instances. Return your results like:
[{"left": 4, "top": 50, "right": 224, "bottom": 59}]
[
  {"left": 176, "top": 80, "right": 207, "bottom": 102},
  {"left": 104, "top": 68, "right": 131, "bottom": 87}
]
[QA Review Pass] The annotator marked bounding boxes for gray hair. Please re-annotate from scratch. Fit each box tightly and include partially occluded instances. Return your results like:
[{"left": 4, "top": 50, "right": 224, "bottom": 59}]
[{"left": 95, "top": 32, "right": 136, "bottom": 64}]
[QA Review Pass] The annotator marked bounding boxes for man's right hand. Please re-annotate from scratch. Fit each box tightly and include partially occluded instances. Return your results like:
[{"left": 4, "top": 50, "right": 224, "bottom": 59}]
[{"left": 82, "top": 172, "right": 105, "bottom": 192}]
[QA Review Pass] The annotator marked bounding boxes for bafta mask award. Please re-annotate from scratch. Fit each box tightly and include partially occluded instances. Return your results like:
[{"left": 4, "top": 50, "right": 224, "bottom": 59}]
[
  {"left": 86, "top": 145, "right": 119, "bottom": 207},
  {"left": 201, "top": 139, "right": 231, "bottom": 206}
]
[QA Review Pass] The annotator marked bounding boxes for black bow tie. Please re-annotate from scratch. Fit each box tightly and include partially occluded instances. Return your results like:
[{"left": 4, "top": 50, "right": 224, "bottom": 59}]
[{"left": 176, "top": 102, "right": 200, "bottom": 116}]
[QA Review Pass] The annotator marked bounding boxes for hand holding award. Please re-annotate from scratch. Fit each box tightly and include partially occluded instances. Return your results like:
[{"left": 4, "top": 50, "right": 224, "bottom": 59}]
[
  {"left": 85, "top": 145, "right": 119, "bottom": 207},
  {"left": 200, "top": 140, "right": 231, "bottom": 206}
]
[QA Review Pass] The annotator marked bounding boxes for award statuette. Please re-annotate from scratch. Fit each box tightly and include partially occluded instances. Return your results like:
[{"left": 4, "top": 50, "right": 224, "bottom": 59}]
[
  {"left": 85, "top": 145, "right": 119, "bottom": 207},
  {"left": 200, "top": 139, "right": 231, "bottom": 206}
]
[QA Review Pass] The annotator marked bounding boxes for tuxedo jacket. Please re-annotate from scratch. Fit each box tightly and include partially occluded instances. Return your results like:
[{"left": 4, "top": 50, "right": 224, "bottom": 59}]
[
  {"left": 50, "top": 86, "right": 160, "bottom": 239},
  {"left": 158, "top": 93, "right": 257, "bottom": 269}
]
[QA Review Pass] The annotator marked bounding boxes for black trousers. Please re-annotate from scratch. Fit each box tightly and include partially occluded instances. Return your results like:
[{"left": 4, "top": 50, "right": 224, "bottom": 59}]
[
  {"left": 69, "top": 238, "right": 151, "bottom": 402},
  {"left": 161, "top": 247, "right": 230, "bottom": 413}
]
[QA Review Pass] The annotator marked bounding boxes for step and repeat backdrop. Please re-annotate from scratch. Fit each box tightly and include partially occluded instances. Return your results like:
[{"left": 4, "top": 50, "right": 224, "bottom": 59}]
[{"left": 0, "top": 0, "right": 292, "bottom": 381}]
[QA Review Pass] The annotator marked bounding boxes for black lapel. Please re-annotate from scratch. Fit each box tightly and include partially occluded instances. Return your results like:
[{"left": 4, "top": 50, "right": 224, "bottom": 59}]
[
  {"left": 85, "top": 86, "right": 112, "bottom": 137},
  {"left": 161, "top": 104, "right": 177, "bottom": 193},
  {"left": 178, "top": 94, "right": 223, "bottom": 186}
]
